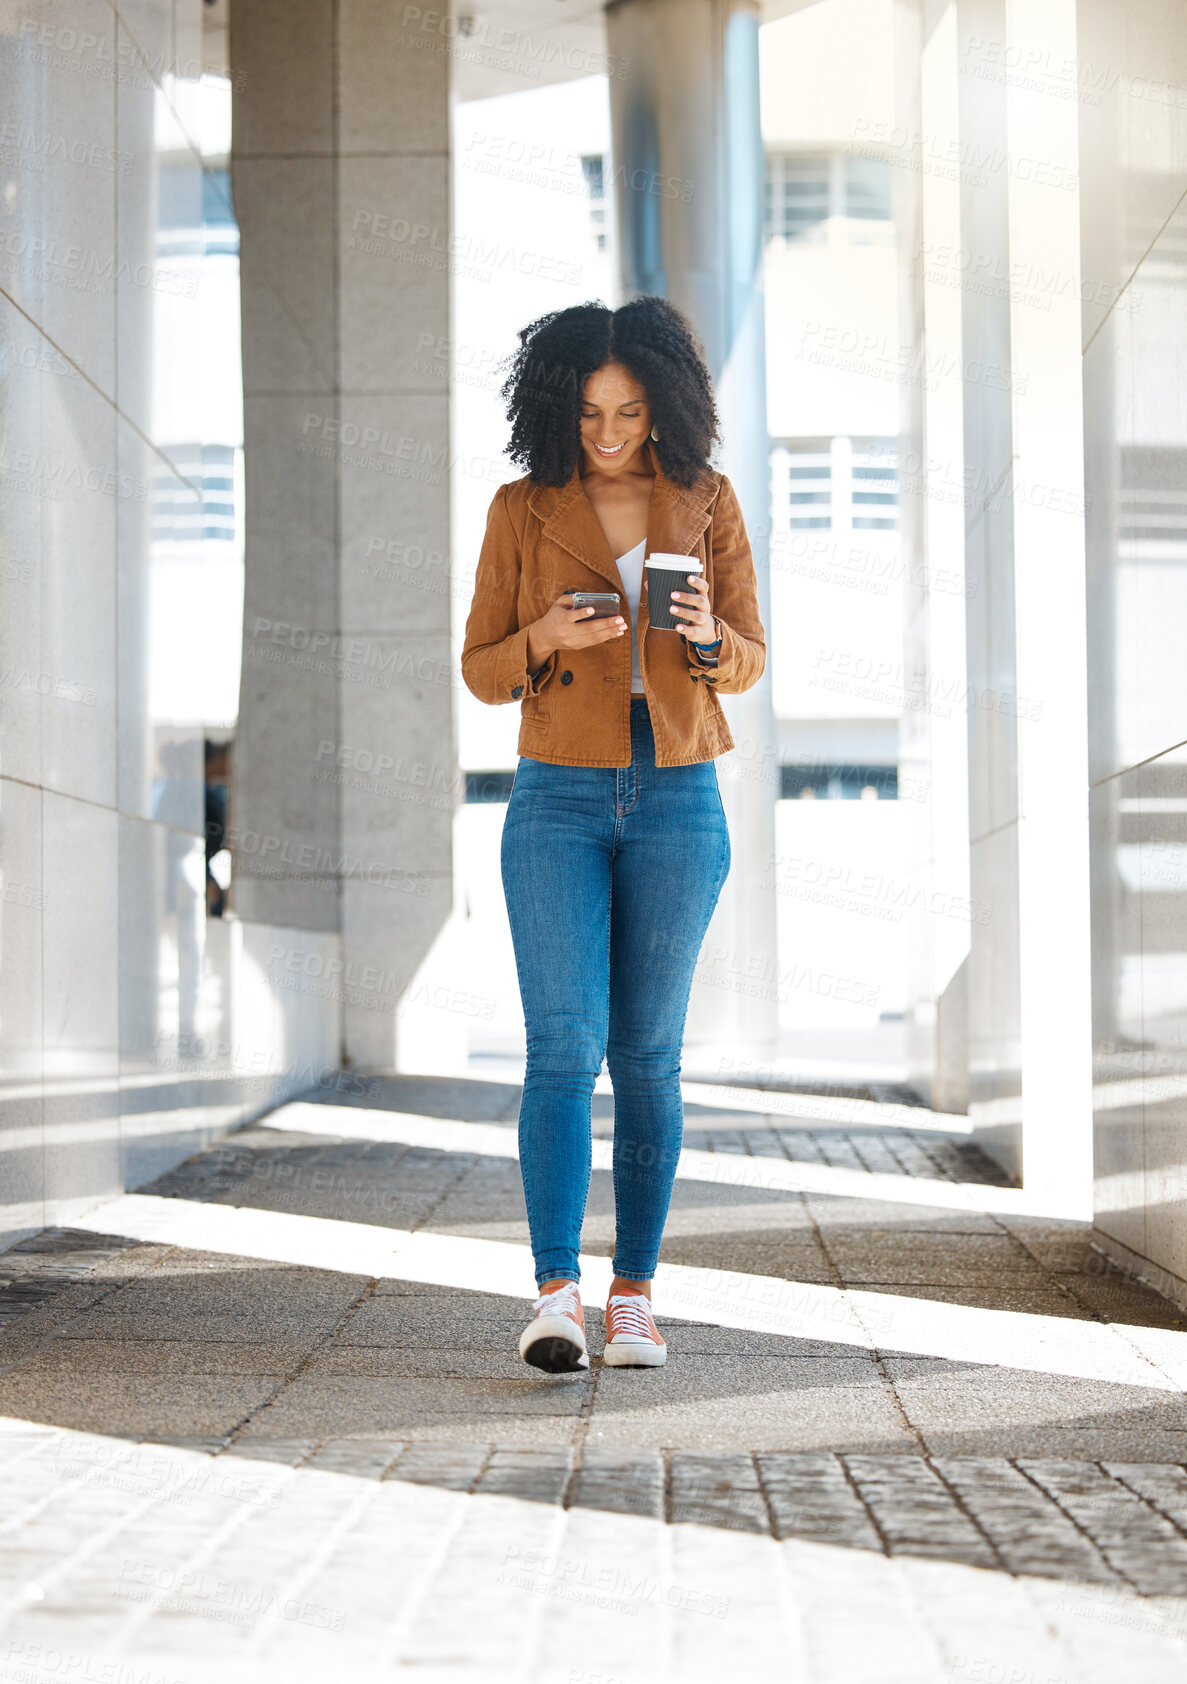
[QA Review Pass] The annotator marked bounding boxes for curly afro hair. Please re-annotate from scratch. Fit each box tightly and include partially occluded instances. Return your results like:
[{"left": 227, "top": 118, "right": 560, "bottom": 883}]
[{"left": 499, "top": 296, "right": 720, "bottom": 489}]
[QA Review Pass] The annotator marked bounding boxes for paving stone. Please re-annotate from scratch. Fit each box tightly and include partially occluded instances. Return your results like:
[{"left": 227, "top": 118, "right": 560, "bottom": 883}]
[
  {"left": 55, "top": 1307, "right": 355, "bottom": 1346},
  {"left": 931, "top": 1456, "right": 1114, "bottom": 1581},
  {"left": 332, "top": 1302, "right": 531, "bottom": 1350},
  {"left": 824, "top": 1231, "right": 1031, "bottom": 1264},
  {"left": 0, "top": 1288, "right": 130, "bottom": 1372},
  {"left": 369, "top": 1282, "right": 527, "bottom": 1310},
  {"left": 303, "top": 1345, "right": 535, "bottom": 1380},
  {"left": 240, "top": 1375, "right": 590, "bottom": 1437},
  {"left": 756, "top": 1451, "right": 883, "bottom": 1550},
  {"left": 891, "top": 1371, "right": 1187, "bottom": 1436},
  {"left": 922, "top": 1427, "right": 1187, "bottom": 1462},
  {"left": 113, "top": 1247, "right": 298, "bottom": 1276},
  {"left": 670, "top": 1451, "right": 769, "bottom": 1533},
  {"left": 665, "top": 1179, "right": 817, "bottom": 1217},
  {"left": 774, "top": 1130, "right": 831, "bottom": 1164},
  {"left": 656, "top": 1324, "right": 860, "bottom": 1358},
  {"left": 841, "top": 1268, "right": 1057, "bottom": 1293},
  {"left": 219, "top": 1438, "right": 317, "bottom": 1468},
  {"left": 477, "top": 1446, "right": 574, "bottom": 1502},
  {"left": 1016, "top": 1236, "right": 1120, "bottom": 1274},
  {"left": 1018, "top": 1460, "right": 1187, "bottom": 1596},
  {"left": 0, "top": 1375, "right": 278, "bottom": 1439},
  {"left": 301, "top": 1439, "right": 406, "bottom": 1479},
  {"left": 332, "top": 1414, "right": 586, "bottom": 1447},
  {"left": 1060, "top": 1277, "right": 1187, "bottom": 1328},
  {"left": 96, "top": 1271, "right": 369, "bottom": 1313},
  {"left": 843, "top": 1455, "right": 1000, "bottom": 1569},
  {"left": 587, "top": 1385, "right": 917, "bottom": 1455},
  {"left": 806, "top": 1200, "right": 1004, "bottom": 1233},
  {"left": 858, "top": 1283, "right": 1086, "bottom": 1316},
  {"left": 652, "top": 1355, "right": 886, "bottom": 1407},
  {"left": 661, "top": 1193, "right": 821, "bottom": 1230},
  {"left": 299, "top": 1073, "right": 522, "bottom": 1123},
  {"left": 7, "top": 1337, "right": 306, "bottom": 1377},
  {"left": 569, "top": 1447, "right": 664, "bottom": 1520},
  {"left": 1105, "top": 1463, "right": 1187, "bottom": 1536},
  {"left": 384, "top": 1441, "right": 490, "bottom": 1491},
  {"left": 658, "top": 1233, "right": 834, "bottom": 1281}
]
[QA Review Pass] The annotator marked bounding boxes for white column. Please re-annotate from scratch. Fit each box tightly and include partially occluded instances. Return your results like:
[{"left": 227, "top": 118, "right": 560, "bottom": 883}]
[
  {"left": 896, "top": 0, "right": 973, "bottom": 1113},
  {"left": 949, "top": 0, "right": 1093, "bottom": 1213},
  {"left": 1000, "top": 0, "right": 1093, "bottom": 1212}
]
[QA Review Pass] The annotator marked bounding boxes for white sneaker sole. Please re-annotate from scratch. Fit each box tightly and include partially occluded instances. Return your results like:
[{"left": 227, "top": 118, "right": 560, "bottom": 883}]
[
  {"left": 519, "top": 1315, "right": 590, "bottom": 1373},
  {"left": 602, "top": 1339, "right": 667, "bottom": 1367}
]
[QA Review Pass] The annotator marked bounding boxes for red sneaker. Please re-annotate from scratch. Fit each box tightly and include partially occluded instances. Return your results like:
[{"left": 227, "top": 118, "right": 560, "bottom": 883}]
[
  {"left": 518, "top": 1281, "right": 589, "bottom": 1373},
  {"left": 603, "top": 1290, "right": 667, "bottom": 1367}
]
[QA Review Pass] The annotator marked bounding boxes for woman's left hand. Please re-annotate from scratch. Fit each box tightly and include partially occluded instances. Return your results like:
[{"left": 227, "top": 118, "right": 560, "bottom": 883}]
[{"left": 670, "top": 573, "right": 718, "bottom": 642}]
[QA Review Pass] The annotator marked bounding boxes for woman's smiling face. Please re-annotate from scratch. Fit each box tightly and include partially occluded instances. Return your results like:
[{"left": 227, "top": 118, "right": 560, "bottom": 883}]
[{"left": 579, "top": 362, "right": 652, "bottom": 475}]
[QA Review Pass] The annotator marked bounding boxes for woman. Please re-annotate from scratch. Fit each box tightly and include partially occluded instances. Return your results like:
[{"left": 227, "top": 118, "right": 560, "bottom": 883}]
[{"left": 461, "top": 296, "right": 766, "bottom": 1374}]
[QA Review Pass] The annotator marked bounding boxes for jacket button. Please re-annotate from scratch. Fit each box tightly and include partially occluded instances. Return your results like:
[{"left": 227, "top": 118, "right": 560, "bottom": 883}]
[
  {"left": 511, "top": 684, "right": 524, "bottom": 698},
  {"left": 561, "top": 670, "right": 573, "bottom": 685}
]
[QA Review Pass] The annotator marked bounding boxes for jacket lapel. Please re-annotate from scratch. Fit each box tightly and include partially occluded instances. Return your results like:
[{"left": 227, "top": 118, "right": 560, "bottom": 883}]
[{"left": 528, "top": 441, "right": 718, "bottom": 605}]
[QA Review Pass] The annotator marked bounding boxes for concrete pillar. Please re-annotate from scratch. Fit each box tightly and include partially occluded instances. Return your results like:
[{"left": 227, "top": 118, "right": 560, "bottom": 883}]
[
  {"left": 895, "top": 0, "right": 972, "bottom": 1114},
  {"left": 230, "top": 1, "right": 455, "bottom": 1071},
  {"left": 605, "top": 0, "right": 780, "bottom": 1061},
  {"left": 954, "top": 0, "right": 1093, "bottom": 1212}
]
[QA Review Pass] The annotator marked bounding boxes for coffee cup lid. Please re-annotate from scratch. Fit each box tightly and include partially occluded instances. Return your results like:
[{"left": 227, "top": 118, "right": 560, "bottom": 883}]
[{"left": 646, "top": 553, "right": 703, "bottom": 570}]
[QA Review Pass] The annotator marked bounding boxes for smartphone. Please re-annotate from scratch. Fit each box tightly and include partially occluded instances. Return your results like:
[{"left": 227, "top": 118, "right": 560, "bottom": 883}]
[{"left": 569, "top": 591, "right": 621, "bottom": 619}]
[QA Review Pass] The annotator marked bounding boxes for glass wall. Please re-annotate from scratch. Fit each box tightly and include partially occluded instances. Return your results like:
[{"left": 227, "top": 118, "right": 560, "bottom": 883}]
[
  {"left": 1081, "top": 1, "right": 1187, "bottom": 1300},
  {"left": 0, "top": 1, "right": 258, "bottom": 1246}
]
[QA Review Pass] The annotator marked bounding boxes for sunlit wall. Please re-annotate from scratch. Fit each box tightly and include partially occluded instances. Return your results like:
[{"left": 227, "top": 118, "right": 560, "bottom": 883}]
[
  {"left": 1081, "top": 0, "right": 1187, "bottom": 1303},
  {"left": 0, "top": 1, "right": 334, "bottom": 1250}
]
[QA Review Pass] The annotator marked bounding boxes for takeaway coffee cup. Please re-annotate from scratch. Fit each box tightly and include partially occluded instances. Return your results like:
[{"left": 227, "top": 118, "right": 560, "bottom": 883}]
[{"left": 645, "top": 553, "right": 702, "bottom": 631}]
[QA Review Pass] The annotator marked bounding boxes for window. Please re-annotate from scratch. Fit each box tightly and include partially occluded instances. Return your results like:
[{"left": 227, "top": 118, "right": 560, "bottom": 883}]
[
  {"left": 581, "top": 154, "right": 606, "bottom": 251},
  {"left": 851, "top": 439, "right": 898, "bottom": 530},
  {"left": 1120, "top": 445, "right": 1187, "bottom": 548},
  {"left": 766, "top": 153, "right": 831, "bottom": 242},
  {"left": 771, "top": 443, "right": 833, "bottom": 530},
  {"left": 153, "top": 444, "right": 238, "bottom": 544},
  {"left": 765, "top": 152, "right": 893, "bottom": 244},
  {"left": 844, "top": 157, "right": 893, "bottom": 222},
  {"left": 771, "top": 438, "right": 899, "bottom": 534},
  {"left": 202, "top": 167, "right": 239, "bottom": 257},
  {"left": 157, "top": 162, "right": 239, "bottom": 260},
  {"left": 466, "top": 771, "right": 516, "bottom": 803},
  {"left": 780, "top": 763, "right": 898, "bottom": 800}
]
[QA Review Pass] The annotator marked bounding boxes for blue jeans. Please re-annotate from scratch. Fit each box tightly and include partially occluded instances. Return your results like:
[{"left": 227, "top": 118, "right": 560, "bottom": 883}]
[{"left": 500, "top": 694, "right": 731, "bottom": 1288}]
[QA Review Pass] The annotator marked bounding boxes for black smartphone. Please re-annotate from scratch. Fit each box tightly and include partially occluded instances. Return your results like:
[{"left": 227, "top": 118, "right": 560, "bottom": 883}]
[{"left": 568, "top": 591, "right": 621, "bottom": 619}]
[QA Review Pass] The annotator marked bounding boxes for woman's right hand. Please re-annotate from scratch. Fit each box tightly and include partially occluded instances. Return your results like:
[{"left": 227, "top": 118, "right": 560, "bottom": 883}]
[{"left": 530, "top": 592, "right": 626, "bottom": 658}]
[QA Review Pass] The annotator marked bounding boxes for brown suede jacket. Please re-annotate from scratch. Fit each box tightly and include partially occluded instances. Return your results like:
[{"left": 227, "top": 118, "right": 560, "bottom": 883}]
[{"left": 460, "top": 442, "right": 766, "bottom": 767}]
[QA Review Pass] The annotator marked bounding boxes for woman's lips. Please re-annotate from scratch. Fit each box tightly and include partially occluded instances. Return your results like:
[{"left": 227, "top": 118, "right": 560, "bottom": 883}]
[{"left": 592, "top": 440, "right": 627, "bottom": 456}]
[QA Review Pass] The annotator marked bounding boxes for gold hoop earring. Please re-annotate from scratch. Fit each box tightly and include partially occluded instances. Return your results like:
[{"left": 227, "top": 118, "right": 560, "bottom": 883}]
[{"left": 650, "top": 425, "right": 660, "bottom": 442}]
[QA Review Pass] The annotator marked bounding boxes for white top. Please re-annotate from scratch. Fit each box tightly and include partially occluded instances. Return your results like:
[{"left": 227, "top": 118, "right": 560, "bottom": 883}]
[{"left": 615, "top": 539, "right": 647, "bottom": 694}]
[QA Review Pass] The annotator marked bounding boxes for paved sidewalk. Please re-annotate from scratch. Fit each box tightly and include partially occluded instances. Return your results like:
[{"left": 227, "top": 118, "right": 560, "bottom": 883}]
[{"left": 1, "top": 1075, "right": 1186, "bottom": 1681}]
